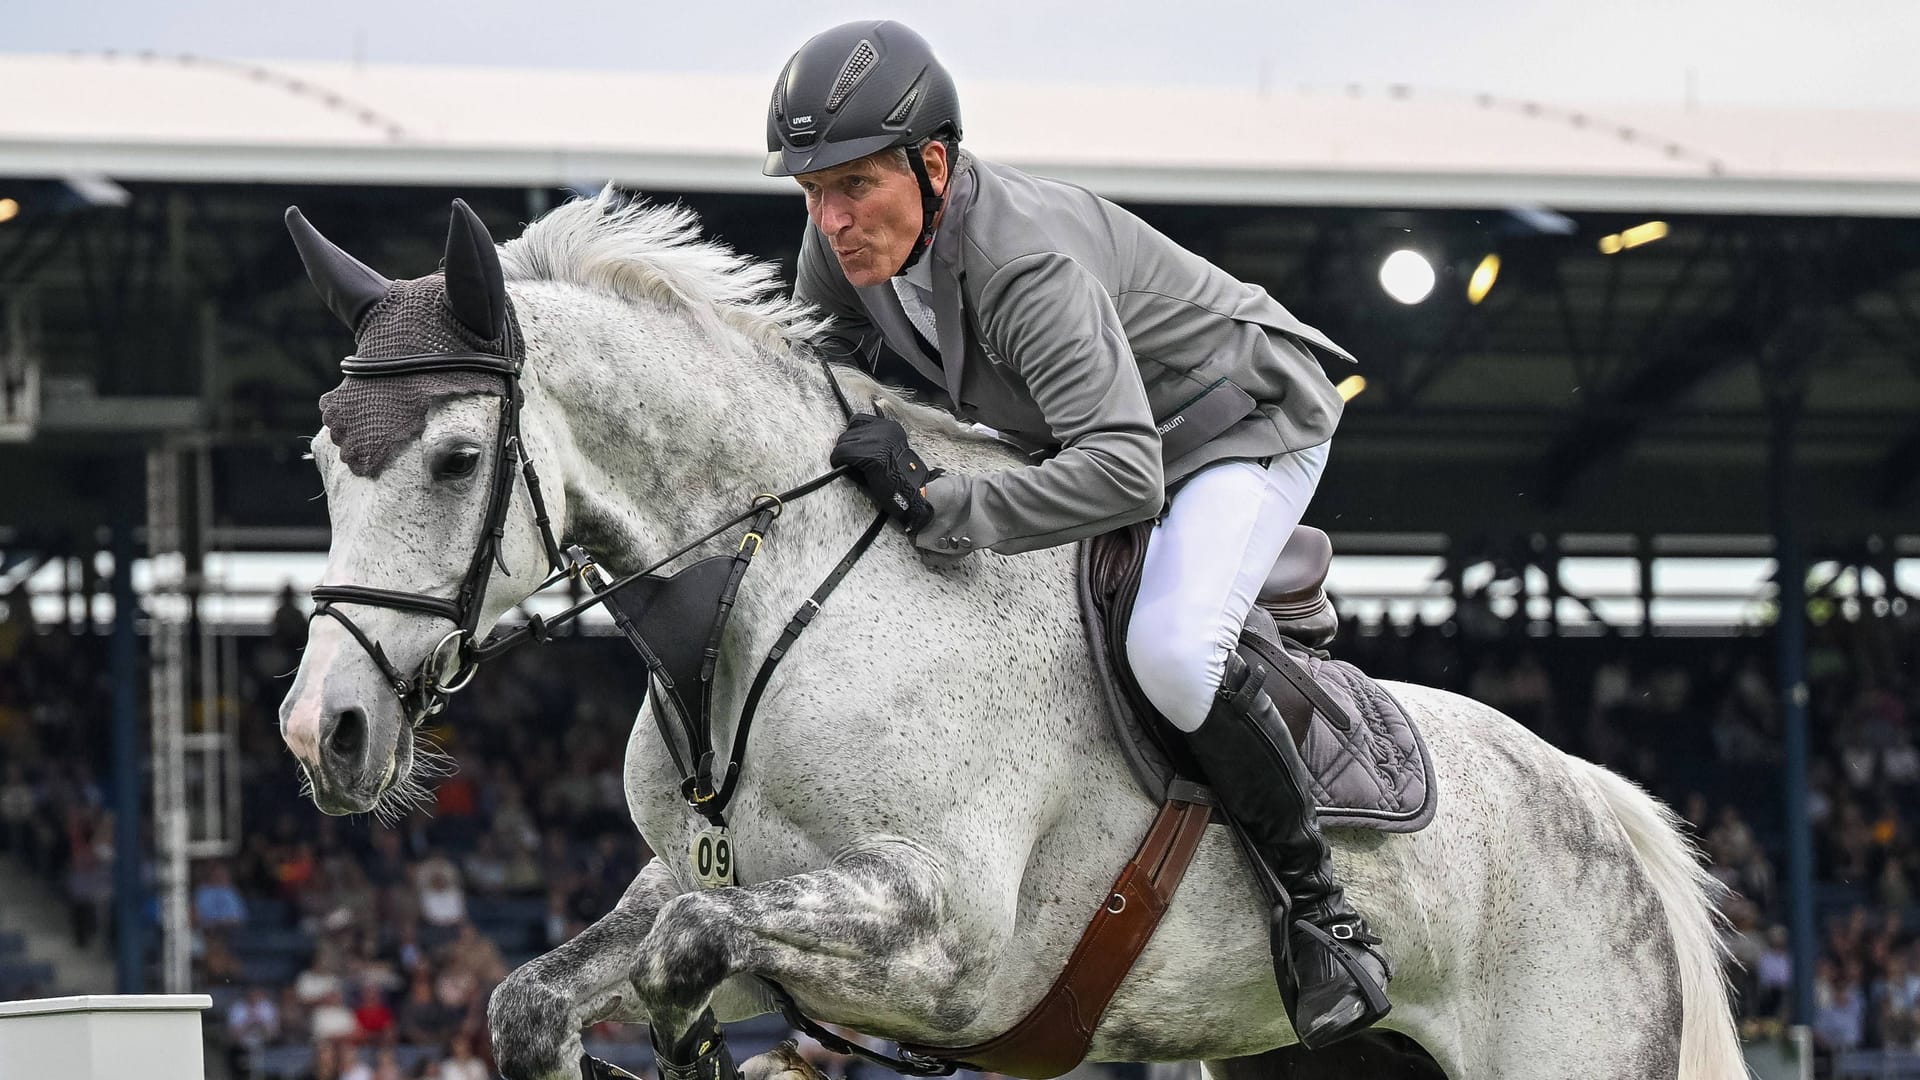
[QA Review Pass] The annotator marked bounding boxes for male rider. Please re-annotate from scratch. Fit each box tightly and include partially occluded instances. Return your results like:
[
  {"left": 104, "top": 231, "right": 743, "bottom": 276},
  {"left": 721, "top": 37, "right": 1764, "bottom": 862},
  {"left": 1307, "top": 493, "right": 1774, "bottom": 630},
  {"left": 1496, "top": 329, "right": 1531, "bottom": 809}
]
[{"left": 768, "top": 21, "right": 1389, "bottom": 1049}]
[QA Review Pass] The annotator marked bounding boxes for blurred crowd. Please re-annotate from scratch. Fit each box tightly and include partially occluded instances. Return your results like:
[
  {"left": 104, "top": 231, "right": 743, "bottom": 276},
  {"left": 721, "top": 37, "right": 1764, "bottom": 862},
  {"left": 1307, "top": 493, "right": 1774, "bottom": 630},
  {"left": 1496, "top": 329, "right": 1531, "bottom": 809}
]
[
  {"left": 3, "top": 576, "right": 1920, "bottom": 1077},
  {"left": 1, "top": 586, "right": 652, "bottom": 1078}
]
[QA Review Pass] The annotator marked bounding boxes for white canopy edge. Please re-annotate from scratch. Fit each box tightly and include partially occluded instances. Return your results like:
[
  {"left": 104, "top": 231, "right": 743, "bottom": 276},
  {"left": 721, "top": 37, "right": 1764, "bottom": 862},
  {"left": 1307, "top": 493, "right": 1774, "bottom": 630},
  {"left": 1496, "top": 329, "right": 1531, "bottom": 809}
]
[{"left": 3, "top": 53, "right": 1918, "bottom": 215}]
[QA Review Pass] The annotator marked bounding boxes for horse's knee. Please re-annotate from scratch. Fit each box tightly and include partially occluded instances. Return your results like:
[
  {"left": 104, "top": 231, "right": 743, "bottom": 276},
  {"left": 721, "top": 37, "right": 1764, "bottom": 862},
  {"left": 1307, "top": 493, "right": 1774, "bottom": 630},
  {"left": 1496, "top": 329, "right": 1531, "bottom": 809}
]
[
  {"left": 633, "top": 892, "right": 735, "bottom": 1016},
  {"left": 489, "top": 971, "right": 578, "bottom": 1080}
]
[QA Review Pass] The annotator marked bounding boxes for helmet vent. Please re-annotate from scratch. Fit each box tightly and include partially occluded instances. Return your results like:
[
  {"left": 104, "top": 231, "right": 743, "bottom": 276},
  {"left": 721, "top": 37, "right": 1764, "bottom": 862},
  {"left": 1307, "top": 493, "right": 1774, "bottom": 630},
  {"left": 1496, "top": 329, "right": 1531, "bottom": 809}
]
[
  {"left": 826, "top": 39, "right": 878, "bottom": 112},
  {"left": 884, "top": 86, "right": 919, "bottom": 127}
]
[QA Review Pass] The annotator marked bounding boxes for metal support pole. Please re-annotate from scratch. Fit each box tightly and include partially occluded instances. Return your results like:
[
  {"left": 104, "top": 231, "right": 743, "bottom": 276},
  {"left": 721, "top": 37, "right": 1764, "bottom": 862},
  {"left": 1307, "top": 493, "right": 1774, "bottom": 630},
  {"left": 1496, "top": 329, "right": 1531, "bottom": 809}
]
[
  {"left": 1771, "top": 394, "right": 1816, "bottom": 1028},
  {"left": 110, "top": 459, "right": 145, "bottom": 994}
]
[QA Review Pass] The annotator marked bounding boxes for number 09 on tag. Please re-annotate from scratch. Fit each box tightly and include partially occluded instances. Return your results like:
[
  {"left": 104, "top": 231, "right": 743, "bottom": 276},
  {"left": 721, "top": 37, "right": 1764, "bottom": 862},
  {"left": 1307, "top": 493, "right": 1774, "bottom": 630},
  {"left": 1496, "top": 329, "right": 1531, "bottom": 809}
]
[{"left": 690, "top": 825, "right": 736, "bottom": 889}]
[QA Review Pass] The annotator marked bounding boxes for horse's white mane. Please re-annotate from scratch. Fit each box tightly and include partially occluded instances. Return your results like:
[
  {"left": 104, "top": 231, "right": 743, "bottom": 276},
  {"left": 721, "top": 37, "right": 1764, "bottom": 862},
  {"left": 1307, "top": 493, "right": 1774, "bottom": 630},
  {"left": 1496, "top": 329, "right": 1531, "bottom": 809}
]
[
  {"left": 498, "top": 186, "right": 995, "bottom": 450},
  {"left": 832, "top": 367, "right": 991, "bottom": 444},
  {"left": 498, "top": 186, "right": 827, "bottom": 353}
]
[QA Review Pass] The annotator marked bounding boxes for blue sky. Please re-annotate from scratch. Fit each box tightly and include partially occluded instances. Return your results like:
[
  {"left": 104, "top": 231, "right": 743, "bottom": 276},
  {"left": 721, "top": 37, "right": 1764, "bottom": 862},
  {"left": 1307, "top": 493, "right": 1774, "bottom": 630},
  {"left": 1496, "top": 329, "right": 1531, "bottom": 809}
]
[{"left": 15, "top": 0, "right": 1919, "bottom": 110}]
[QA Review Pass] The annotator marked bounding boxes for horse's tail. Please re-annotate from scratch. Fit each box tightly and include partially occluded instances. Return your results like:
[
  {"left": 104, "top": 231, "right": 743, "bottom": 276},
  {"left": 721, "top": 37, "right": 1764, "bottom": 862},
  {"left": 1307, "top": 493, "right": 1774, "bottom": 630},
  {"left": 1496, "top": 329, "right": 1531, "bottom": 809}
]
[{"left": 1581, "top": 761, "right": 1746, "bottom": 1079}]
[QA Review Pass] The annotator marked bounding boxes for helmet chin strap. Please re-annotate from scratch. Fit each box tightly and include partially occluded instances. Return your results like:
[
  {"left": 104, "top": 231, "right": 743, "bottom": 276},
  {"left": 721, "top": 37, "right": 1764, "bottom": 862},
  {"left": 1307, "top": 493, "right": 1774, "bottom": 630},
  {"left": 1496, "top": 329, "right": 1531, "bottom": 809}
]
[{"left": 894, "top": 142, "right": 947, "bottom": 276}]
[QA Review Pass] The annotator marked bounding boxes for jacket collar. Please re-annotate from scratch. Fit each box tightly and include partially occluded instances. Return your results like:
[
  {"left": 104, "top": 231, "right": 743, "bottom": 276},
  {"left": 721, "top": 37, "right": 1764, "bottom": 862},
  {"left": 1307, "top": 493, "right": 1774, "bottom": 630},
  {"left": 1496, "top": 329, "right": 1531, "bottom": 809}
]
[{"left": 929, "top": 154, "right": 977, "bottom": 405}]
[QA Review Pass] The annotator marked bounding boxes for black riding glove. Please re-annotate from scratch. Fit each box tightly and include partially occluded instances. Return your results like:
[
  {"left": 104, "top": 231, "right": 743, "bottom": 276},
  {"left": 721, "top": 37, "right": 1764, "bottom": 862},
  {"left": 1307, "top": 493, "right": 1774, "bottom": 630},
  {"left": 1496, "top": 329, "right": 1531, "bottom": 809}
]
[{"left": 829, "top": 414, "right": 938, "bottom": 532}]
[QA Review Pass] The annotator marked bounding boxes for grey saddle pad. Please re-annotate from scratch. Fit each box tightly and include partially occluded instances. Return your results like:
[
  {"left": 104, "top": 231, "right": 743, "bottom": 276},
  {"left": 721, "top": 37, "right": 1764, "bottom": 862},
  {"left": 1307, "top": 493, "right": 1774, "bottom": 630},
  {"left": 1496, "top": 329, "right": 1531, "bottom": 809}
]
[{"left": 1077, "top": 543, "right": 1438, "bottom": 833}]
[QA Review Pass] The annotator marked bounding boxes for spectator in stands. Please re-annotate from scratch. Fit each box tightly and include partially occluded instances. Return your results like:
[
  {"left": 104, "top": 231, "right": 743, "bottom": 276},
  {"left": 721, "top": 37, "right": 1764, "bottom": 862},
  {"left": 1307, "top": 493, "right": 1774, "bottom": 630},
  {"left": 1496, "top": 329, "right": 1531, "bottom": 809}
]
[
  {"left": 1814, "top": 958, "right": 1866, "bottom": 1051},
  {"left": 1755, "top": 925, "right": 1793, "bottom": 1020},
  {"left": 443, "top": 920, "right": 507, "bottom": 989},
  {"left": 545, "top": 885, "right": 574, "bottom": 948},
  {"left": 1832, "top": 803, "right": 1875, "bottom": 883},
  {"left": 63, "top": 805, "right": 111, "bottom": 948},
  {"left": 488, "top": 780, "right": 539, "bottom": 856},
  {"left": 340, "top": 1045, "right": 376, "bottom": 1080},
  {"left": 415, "top": 854, "right": 467, "bottom": 928},
  {"left": 434, "top": 1034, "right": 489, "bottom": 1080},
  {"left": 309, "top": 1037, "right": 344, "bottom": 1080},
  {"left": 372, "top": 1048, "right": 405, "bottom": 1080},
  {"left": 310, "top": 986, "right": 360, "bottom": 1048},
  {"left": 460, "top": 834, "right": 509, "bottom": 896},
  {"left": 295, "top": 941, "right": 346, "bottom": 1010},
  {"left": 392, "top": 922, "right": 426, "bottom": 978},
  {"left": 352, "top": 982, "right": 395, "bottom": 1044},
  {"left": 194, "top": 861, "right": 249, "bottom": 939},
  {"left": 1878, "top": 848, "right": 1913, "bottom": 912},
  {"left": 396, "top": 968, "right": 460, "bottom": 1047},
  {"left": 1873, "top": 952, "right": 1920, "bottom": 1043},
  {"left": 349, "top": 926, "right": 404, "bottom": 996},
  {"left": 274, "top": 839, "right": 320, "bottom": 903},
  {"left": 226, "top": 986, "right": 281, "bottom": 1077}
]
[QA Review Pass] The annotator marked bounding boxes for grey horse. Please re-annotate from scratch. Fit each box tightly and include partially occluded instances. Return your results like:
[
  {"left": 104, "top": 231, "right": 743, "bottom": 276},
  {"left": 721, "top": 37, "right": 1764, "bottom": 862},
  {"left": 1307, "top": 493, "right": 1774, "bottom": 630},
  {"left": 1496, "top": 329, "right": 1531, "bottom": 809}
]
[{"left": 277, "top": 192, "right": 1746, "bottom": 1080}]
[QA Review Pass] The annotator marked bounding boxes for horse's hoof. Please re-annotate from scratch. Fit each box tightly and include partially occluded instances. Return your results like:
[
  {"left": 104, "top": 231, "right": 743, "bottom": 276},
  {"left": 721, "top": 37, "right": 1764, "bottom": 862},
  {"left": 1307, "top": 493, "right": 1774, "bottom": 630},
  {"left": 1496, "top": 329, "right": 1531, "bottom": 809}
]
[{"left": 740, "top": 1040, "right": 826, "bottom": 1080}]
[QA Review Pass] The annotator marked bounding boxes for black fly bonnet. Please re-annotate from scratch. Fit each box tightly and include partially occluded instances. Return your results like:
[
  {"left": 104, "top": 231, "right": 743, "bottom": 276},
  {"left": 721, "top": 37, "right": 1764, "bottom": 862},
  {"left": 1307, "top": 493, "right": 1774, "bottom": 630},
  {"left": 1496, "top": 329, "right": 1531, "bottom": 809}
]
[{"left": 318, "top": 274, "right": 521, "bottom": 478}]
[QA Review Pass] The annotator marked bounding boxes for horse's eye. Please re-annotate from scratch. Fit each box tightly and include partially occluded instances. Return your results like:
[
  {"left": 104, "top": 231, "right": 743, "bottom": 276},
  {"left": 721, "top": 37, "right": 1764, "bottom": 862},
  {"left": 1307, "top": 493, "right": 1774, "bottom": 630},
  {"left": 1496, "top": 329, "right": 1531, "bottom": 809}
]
[{"left": 435, "top": 447, "right": 481, "bottom": 480}]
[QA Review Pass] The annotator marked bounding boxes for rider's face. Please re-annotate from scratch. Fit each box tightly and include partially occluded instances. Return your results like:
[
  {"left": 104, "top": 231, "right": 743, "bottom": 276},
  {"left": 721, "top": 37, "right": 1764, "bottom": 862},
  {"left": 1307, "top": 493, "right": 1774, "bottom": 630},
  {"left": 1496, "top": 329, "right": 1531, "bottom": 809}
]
[{"left": 797, "top": 142, "right": 947, "bottom": 288}]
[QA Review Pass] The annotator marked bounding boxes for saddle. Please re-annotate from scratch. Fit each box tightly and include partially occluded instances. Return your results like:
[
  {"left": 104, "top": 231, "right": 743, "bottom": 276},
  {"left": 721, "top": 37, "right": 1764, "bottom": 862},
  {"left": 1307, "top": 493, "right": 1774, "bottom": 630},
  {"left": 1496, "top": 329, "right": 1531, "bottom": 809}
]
[{"left": 1080, "top": 522, "right": 1438, "bottom": 833}]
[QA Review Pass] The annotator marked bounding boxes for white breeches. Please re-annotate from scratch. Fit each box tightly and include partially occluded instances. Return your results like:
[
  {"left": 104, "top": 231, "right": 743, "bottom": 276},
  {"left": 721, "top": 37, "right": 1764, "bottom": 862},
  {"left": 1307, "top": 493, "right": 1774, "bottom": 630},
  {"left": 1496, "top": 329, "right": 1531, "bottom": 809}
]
[{"left": 1124, "top": 442, "right": 1330, "bottom": 733}]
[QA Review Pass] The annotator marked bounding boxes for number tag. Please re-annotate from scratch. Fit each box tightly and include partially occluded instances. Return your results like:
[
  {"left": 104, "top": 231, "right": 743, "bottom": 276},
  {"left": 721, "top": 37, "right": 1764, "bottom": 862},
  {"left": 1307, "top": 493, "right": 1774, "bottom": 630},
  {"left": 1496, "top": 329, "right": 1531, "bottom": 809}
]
[{"left": 688, "top": 825, "right": 736, "bottom": 889}]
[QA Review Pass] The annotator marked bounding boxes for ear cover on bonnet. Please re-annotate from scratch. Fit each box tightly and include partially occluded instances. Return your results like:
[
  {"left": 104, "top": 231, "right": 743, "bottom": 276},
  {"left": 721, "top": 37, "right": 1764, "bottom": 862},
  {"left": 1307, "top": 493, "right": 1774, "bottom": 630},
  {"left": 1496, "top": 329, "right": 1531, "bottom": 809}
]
[
  {"left": 444, "top": 198, "right": 508, "bottom": 341},
  {"left": 285, "top": 206, "right": 392, "bottom": 331},
  {"left": 298, "top": 198, "right": 523, "bottom": 479}
]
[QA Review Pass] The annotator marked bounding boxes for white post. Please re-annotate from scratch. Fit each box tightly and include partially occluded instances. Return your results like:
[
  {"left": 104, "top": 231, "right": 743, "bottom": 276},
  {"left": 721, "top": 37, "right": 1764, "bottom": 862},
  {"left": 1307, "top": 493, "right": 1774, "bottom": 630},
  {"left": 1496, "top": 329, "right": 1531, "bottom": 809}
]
[
  {"left": 148, "top": 446, "right": 192, "bottom": 994},
  {"left": 0, "top": 995, "right": 211, "bottom": 1080}
]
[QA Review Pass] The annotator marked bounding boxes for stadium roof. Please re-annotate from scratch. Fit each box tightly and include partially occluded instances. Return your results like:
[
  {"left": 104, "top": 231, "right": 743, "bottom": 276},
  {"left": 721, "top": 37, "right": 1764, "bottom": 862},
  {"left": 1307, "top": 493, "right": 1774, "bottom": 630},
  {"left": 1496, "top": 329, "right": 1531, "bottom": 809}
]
[{"left": 5, "top": 51, "right": 1920, "bottom": 215}]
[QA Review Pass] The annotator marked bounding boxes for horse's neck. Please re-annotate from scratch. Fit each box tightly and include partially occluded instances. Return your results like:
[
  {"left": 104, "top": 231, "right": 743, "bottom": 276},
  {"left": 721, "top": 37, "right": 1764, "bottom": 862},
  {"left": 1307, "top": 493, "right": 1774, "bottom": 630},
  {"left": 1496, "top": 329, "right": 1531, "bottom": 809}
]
[{"left": 527, "top": 288, "right": 873, "bottom": 611}]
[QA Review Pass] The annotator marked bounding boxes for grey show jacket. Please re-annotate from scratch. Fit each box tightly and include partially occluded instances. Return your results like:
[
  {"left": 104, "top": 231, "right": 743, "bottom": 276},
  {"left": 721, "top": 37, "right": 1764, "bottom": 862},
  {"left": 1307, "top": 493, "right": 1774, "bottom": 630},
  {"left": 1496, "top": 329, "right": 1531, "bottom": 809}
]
[{"left": 795, "top": 151, "right": 1355, "bottom": 557}]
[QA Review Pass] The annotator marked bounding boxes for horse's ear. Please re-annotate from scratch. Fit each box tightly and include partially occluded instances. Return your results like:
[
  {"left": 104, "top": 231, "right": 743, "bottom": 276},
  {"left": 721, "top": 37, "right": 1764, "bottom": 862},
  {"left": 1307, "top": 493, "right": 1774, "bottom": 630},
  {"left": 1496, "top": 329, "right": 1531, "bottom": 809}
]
[
  {"left": 285, "top": 207, "right": 392, "bottom": 332},
  {"left": 444, "top": 199, "right": 507, "bottom": 340}
]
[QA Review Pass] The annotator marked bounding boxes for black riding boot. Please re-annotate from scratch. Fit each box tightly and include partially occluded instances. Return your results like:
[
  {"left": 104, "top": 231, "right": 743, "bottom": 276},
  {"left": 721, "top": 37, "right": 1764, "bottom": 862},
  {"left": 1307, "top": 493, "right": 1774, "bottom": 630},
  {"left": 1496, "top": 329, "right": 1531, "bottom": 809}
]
[
  {"left": 1184, "top": 651, "right": 1392, "bottom": 1050},
  {"left": 647, "top": 1010, "right": 738, "bottom": 1080}
]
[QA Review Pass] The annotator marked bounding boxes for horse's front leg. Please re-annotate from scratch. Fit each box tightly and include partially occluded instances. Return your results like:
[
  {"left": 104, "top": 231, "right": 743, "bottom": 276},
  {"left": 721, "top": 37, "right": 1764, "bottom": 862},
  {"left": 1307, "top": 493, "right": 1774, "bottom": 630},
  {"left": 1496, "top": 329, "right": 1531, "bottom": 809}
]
[
  {"left": 635, "top": 840, "right": 986, "bottom": 1080},
  {"left": 491, "top": 857, "right": 687, "bottom": 1080}
]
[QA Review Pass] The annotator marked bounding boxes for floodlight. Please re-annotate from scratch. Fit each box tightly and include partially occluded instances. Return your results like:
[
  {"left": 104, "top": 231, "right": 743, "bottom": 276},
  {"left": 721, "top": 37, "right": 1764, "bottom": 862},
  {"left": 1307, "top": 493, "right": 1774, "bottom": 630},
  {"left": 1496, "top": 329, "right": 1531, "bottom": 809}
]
[
  {"left": 1379, "top": 249, "right": 1435, "bottom": 305},
  {"left": 1597, "top": 220, "right": 1669, "bottom": 255},
  {"left": 1467, "top": 254, "right": 1500, "bottom": 304}
]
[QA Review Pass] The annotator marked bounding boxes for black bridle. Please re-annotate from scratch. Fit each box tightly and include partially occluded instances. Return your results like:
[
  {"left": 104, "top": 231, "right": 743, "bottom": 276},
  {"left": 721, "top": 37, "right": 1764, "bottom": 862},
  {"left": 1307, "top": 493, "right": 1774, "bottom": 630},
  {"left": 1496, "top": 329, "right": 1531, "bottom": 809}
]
[
  {"left": 308, "top": 344, "right": 878, "bottom": 817},
  {"left": 308, "top": 348, "right": 567, "bottom": 719}
]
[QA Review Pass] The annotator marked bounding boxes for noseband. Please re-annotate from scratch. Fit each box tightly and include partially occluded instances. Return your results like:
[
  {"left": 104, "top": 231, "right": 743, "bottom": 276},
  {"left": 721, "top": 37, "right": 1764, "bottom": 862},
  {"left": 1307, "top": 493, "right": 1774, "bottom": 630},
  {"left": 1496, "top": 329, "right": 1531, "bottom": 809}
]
[{"left": 308, "top": 346, "right": 567, "bottom": 719}]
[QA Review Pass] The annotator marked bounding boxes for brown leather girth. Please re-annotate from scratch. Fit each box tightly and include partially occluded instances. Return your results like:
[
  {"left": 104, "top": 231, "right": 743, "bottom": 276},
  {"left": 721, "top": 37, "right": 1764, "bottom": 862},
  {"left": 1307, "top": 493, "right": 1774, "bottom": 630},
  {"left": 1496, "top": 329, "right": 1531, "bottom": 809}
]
[{"left": 899, "top": 791, "right": 1213, "bottom": 1079}]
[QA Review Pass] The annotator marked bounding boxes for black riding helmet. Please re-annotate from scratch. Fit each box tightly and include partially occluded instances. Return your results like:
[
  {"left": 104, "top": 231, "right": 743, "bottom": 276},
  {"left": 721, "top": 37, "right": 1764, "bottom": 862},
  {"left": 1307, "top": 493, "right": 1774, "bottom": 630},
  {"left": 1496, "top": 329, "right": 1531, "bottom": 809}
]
[{"left": 765, "top": 20, "right": 961, "bottom": 273}]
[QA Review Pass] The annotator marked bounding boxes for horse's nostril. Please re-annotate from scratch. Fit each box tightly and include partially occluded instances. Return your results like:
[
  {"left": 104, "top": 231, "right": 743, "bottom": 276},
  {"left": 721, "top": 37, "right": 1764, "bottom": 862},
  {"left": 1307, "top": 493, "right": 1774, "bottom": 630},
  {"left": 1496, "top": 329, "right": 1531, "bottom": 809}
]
[{"left": 327, "top": 706, "right": 366, "bottom": 761}]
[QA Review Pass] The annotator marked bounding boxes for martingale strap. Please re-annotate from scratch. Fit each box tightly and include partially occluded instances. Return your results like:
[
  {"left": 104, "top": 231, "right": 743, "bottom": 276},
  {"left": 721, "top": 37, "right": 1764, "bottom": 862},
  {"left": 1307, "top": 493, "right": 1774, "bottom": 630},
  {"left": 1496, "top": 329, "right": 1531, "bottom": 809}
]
[
  {"left": 902, "top": 790, "right": 1214, "bottom": 1078},
  {"left": 768, "top": 789, "right": 1216, "bottom": 1080}
]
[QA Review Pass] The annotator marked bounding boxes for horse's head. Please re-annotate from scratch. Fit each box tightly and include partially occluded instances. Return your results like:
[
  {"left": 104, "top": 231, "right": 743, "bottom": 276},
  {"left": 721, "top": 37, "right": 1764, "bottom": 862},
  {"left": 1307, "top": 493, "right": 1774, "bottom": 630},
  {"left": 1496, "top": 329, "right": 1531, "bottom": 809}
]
[{"left": 278, "top": 201, "right": 564, "bottom": 817}]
